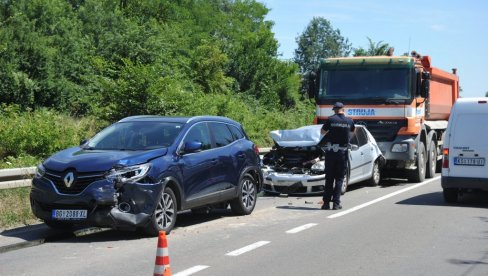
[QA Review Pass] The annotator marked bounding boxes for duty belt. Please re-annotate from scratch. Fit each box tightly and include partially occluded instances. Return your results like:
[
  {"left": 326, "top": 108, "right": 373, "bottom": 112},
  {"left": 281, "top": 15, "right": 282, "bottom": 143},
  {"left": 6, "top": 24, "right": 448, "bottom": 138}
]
[{"left": 324, "top": 143, "right": 348, "bottom": 152}]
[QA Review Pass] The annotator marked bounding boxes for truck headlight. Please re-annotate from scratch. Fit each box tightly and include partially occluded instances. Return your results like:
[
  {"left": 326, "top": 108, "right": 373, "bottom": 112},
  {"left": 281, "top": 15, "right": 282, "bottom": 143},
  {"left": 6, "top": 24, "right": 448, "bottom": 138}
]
[
  {"left": 392, "top": 143, "right": 408, "bottom": 153},
  {"left": 106, "top": 163, "right": 151, "bottom": 184},
  {"left": 35, "top": 164, "right": 45, "bottom": 178},
  {"left": 311, "top": 161, "right": 325, "bottom": 172}
]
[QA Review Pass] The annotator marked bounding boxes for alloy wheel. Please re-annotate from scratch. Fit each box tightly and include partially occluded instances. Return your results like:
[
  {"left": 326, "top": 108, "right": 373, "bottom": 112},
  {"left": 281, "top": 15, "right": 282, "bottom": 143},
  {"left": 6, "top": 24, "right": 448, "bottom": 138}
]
[{"left": 155, "top": 192, "right": 175, "bottom": 229}]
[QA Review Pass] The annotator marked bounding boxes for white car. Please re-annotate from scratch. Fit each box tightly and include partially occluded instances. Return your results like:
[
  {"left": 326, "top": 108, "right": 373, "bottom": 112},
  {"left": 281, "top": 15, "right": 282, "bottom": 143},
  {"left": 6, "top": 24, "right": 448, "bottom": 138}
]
[
  {"left": 441, "top": 98, "right": 488, "bottom": 202},
  {"left": 262, "top": 125, "right": 384, "bottom": 195}
]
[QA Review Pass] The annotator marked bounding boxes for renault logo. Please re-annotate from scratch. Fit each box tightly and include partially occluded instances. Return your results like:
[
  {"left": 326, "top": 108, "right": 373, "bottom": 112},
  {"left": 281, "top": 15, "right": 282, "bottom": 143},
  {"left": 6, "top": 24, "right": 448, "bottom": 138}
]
[{"left": 64, "top": 172, "right": 75, "bottom": 188}]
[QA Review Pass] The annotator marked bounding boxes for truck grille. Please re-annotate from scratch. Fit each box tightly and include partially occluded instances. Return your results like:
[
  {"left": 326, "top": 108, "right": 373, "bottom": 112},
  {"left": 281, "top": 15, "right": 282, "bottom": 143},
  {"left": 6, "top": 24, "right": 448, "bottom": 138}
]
[{"left": 44, "top": 169, "right": 106, "bottom": 195}]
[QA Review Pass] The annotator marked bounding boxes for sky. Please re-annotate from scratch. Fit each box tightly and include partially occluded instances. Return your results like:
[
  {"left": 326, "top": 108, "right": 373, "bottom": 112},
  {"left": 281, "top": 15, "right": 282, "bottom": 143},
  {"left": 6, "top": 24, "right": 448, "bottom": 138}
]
[{"left": 260, "top": 0, "right": 488, "bottom": 98}]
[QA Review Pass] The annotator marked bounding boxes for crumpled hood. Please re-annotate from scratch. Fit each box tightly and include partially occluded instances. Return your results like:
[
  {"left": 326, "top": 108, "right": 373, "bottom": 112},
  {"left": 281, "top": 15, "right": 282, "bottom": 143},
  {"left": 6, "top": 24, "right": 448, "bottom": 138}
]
[
  {"left": 43, "top": 147, "right": 168, "bottom": 172},
  {"left": 270, "top": 125, "right": 324, "bottom": 147}
]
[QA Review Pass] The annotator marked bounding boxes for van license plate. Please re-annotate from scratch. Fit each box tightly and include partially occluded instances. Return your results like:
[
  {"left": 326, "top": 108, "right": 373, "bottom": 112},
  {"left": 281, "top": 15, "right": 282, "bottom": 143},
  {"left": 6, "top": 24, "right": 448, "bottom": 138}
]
[
  {"left": 454, "top": 157, "right": 485, "bottom": 166},
  {"left": 52, "top": 209, "right": 87, "bottom": 220}
]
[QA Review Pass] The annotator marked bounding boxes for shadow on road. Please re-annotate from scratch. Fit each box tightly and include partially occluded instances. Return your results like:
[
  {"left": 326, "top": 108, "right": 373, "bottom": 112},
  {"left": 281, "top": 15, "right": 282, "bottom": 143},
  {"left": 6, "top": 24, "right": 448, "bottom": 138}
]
[{"left": 396, "top": 191, "right": 488, "bottom": 208}]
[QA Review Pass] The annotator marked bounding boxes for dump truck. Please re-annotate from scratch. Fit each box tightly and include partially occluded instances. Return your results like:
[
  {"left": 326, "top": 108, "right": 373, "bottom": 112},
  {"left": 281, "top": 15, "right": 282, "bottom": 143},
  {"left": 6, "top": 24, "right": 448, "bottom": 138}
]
[{"left": 311, "top": 52, "right": 459, "bottom": 182}]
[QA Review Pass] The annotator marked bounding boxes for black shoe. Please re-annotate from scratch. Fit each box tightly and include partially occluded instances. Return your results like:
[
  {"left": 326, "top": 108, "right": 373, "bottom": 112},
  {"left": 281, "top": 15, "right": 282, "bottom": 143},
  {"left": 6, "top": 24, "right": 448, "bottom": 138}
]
[
  {"left": 332, "top": 204, "right": 342, "bottom": 210},
  {"left": 321, "top": 203, "right": 330, "bottom": 210}
]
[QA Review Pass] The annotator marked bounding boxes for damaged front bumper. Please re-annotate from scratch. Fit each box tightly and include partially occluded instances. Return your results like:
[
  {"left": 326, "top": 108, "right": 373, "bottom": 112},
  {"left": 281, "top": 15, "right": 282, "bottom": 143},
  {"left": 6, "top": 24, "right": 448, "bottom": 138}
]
[
  {"left": 30, "top": 176, "right": 163, "bottom": 230},
  {"left": 262, "top": 168, "right": 325, "bottom": 195}
]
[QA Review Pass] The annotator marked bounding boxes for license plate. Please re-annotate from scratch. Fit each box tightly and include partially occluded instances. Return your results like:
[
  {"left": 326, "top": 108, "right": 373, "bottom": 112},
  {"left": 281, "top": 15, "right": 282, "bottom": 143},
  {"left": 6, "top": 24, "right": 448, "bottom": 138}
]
[
  {"left": 52, "top": 209, "right": 87, "bottom": 220},
  {"left": 453, "top": 157, "right": 485, "bottom": 166}
]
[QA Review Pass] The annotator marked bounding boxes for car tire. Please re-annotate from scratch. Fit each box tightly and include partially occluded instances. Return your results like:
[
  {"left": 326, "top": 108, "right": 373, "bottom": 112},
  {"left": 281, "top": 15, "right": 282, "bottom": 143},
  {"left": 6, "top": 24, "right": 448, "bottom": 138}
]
[
  {"left": 230, "top": 174, "right": 257, "bottom": 215},
  {"left": 144, "top": 186, "right": 177, "bottom": 236},
  {"left": 341, "top": 168, "right": 349, "bottom": 195},
  {"left": 44, "top": 221, "right": 74, "bottom": 230},
  {"left": 443, "top": 188, "right": 458, "bottom": 203},
  {"left": 368, "top": 160, "right": 381, "bottom": 186},
  {"left": 408, "top": 142, "right": 426, "bottom": 183},
  {"left": 426, "top": 141, "right": 437, "bottom": 179}
]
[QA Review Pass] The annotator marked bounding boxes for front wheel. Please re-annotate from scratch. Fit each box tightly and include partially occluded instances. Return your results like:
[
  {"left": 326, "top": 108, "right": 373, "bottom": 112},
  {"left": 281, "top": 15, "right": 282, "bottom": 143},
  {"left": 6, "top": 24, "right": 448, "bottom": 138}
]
[
  {"left": 230, "top": 174, "right": 257, "bottom": 215},
  {"left": 368, "top": 161, "right": 381, "bottom": 186},
  {"left": 144, "top": 186, "right": 177, "bottom": 236},
  {"left": 408, "top": 142, "right": 426, "bottom": 183}
]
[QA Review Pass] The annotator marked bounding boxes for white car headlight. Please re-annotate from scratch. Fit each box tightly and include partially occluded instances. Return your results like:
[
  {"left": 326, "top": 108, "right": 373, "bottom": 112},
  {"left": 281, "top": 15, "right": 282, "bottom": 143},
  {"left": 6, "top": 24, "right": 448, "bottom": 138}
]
[
  {"left": 311, "top": 161, "right": 325, "bottom": 172},
  {"left": 106, "top": 163, "right": 151, "bottom": 184},
  {"left": 35, "top": 163, "right": 46, "bottom": 178},
  {"left": 392, "top": 143, "right": 408, "bottom": 153}
]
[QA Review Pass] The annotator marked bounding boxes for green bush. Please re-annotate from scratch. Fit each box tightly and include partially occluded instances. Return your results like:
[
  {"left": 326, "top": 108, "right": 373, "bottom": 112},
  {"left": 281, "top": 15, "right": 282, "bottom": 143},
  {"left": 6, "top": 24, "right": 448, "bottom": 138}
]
[{"left": 0, "top": 104, "right": 103, "bottom": 167}]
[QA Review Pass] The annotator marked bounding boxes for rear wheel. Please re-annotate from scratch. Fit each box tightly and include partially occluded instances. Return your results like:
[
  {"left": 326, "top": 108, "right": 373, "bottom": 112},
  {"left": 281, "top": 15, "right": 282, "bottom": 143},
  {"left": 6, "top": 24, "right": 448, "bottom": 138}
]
[
  {"left": 144, "top": 186, "right": 177, "bottom": 236},
  {"left": 426, "top": 141, "right": 437, "bottom": 179},
  {"left": 443, "top": 188, "right": 458, "bottom": 203},
  {"left": 230, "top": 174, "right": 257, "bottom": 215},
  {"left": 408, "top": 142, "right": 426, "bottom": 183},
  {"left": 368, "top": 161, "right": 381, "bottom": 186}
]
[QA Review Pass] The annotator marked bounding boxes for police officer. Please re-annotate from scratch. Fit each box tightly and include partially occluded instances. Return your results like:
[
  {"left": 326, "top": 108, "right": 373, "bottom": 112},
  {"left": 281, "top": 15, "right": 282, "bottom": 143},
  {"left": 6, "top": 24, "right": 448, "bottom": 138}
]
[{"left": 320, "top": 102, "right": 355, "bottom": 210}]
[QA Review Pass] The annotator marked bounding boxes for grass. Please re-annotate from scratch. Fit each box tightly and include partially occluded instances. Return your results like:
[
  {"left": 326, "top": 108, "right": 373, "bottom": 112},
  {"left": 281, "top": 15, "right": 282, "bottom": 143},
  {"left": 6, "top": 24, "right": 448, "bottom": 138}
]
[{"left": 0, "top": 187, "right": 40, "bottom": 230}]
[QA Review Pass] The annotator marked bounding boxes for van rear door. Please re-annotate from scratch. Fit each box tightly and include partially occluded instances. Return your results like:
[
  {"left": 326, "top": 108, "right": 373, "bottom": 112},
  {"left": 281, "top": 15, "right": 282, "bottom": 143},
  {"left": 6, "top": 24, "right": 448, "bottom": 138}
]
[{"left": 449, "top": 113, "right": 488, "bottom": 178}]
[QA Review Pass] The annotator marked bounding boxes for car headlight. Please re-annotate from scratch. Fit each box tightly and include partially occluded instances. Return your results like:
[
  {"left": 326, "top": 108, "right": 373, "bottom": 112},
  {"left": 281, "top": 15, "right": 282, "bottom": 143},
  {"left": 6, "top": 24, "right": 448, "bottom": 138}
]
[
  {"left": 35, "top": 164, "right": 45, "bottom": 178},
  {"left": 311, "top": 161, "right": 325, "bottom": 172},
  {"left": 392, "top": 143, "right": 408, "bottom": 153},
  {"left": 106, "top": 163, "right": 151, "bottom": 184}
]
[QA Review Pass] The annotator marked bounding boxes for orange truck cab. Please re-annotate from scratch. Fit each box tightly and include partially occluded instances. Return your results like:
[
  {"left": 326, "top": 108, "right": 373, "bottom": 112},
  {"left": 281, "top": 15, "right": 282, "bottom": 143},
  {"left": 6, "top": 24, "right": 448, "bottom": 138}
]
[{"left": 313, "top": 53, "right": 459, "bottom": 182}]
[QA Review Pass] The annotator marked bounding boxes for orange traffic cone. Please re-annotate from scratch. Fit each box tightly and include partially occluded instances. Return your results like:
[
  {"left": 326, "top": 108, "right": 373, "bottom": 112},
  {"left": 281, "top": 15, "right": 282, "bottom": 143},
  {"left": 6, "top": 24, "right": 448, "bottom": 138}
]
[{"left": 154, "top": 231, "right": 172, "bottom": 276}]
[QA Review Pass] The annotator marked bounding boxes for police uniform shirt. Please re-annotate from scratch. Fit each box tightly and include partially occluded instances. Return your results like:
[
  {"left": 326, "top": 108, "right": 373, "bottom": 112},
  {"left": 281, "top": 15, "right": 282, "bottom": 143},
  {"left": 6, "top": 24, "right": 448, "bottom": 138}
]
[{"left": 322, "top": 114, "right": 355, "bottom": 145}]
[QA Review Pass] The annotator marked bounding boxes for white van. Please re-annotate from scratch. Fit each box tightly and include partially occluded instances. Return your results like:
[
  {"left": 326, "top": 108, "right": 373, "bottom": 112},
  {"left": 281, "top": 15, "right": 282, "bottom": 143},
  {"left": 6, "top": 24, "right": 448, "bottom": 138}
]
[{"left": 441, "top": 97, "right": 488, "bottom": 202}]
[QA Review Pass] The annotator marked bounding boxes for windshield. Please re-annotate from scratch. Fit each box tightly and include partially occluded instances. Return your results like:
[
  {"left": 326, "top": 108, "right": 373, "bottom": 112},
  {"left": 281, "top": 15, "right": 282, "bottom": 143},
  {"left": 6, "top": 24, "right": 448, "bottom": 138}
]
[
  {"left": 318, "top": 68, "right": 412, "bottom": 101},
  {"left": 85, "top": 122, "right": 183, "bottom": 150}
]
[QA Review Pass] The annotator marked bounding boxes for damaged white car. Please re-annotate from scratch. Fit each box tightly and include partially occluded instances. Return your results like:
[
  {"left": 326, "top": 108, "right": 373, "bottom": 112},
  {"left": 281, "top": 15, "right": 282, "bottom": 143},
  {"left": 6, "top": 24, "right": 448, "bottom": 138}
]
[{"left": 262, "top": 125, "right": 384, "bottom": 195}]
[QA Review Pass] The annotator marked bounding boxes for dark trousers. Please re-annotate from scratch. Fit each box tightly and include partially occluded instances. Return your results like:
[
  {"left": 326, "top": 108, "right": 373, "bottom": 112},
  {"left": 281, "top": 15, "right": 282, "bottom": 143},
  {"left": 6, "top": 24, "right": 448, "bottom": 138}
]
[{"left": 323, "top": 150, "right": 347, "bottom": 205}]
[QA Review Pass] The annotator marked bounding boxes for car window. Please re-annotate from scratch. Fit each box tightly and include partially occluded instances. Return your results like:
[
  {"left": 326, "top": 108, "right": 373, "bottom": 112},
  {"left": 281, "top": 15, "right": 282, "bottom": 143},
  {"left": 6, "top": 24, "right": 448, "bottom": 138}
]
[
  {"left": 356, "top": 127, "right": 369, "bottom": 147},
  {"left": 228, "top": 125, "right": 244, "bottom": 140},
  {"left": 183, "top": 123, "right": 212, "bottom": 151},
  {"left": 349, "top": 131, "right": 359, "bottom": 146},
  {"left": 210, "top": 122, "right": 235, "bottom": 147},
  {"left": 87, "top": 122, "right": 183, "bottom": 150}
]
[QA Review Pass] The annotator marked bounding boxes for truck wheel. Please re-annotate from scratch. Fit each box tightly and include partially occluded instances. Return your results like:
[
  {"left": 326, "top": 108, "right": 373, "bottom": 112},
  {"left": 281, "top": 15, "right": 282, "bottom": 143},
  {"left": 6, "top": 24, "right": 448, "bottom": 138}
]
[
  {"left": 230, "top": 174, "right": 257, "bottom": 215},
  {"left": 144, "top": 186, "right": 177, "bottom": 236},
  {"left": 426, "top": 141, "right": 437, "bottom": 179},
  {"left": 443, "top": 188, "right": 458, "bottom": 203},
  {"left": 367, "top": 160, "right": 381, "bottom": 186},
  {"left": 408, "top": 142, "right": 426, "bottom": 183}
]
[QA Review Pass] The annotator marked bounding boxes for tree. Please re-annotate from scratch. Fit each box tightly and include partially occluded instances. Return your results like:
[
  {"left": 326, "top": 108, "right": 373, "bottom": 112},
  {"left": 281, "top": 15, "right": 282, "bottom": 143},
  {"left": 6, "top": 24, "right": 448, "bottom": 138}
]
[
  {"left": 294, "top": 17, "right": 351, "bottom": 95},
  {"left": 353, "top": 37, "right": 391, "bottom": 56}
]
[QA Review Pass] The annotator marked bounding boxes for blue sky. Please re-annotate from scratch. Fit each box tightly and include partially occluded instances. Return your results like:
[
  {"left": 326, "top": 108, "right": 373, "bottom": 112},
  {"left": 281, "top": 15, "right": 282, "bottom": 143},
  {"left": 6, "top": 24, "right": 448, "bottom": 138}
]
[{"left": 260, "top": 0, "right": 488, "bottom": 98}]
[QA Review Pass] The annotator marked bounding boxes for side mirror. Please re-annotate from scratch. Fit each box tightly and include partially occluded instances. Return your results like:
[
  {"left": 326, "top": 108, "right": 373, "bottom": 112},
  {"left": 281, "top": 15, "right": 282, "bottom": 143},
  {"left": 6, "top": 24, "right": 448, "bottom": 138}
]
[
  {"left": 182, "top": 141, "right": 203, "bottom": 154},
  {"left": 80, "top": 139, "right": 88, "bottom": 146},
  {"left": 421, "top": 72, "right": 430, "bottom": 98},
  {"left": 307, "top": 71, "right": 318, "bottom": 99}
]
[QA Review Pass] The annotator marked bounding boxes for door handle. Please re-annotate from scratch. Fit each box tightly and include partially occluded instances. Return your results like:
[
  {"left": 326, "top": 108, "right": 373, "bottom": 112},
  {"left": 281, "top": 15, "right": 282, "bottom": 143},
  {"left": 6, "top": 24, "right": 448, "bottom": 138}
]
[
  {"left": 210, "top": 159, "right": 218, "bottom": 165},
  {"left": 237, "top": 154, "right": 246, "bottom": 159}
]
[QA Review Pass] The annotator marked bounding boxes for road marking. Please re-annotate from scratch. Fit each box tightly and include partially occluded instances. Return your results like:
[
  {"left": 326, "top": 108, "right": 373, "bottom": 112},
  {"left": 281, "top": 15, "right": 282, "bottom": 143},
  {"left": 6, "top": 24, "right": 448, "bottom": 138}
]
[
  {"left": 286, "top": 223, "right": 318, "bottom": 234},
  {"left": 225, "top": 241, "right": 270, "bottom": 256},
  {"left": 328, "top": 176, "right": 441, "bottom": 219},
  {"left": 174, "top": 265, "right": 210, "bottom": 276}
]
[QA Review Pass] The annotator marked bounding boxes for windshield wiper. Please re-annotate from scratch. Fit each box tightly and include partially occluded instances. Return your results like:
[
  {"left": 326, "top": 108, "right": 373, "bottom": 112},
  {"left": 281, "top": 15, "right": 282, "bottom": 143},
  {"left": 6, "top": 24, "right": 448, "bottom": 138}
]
[{"left": 385, "top": 98, "right": 406, "bottom": 104}]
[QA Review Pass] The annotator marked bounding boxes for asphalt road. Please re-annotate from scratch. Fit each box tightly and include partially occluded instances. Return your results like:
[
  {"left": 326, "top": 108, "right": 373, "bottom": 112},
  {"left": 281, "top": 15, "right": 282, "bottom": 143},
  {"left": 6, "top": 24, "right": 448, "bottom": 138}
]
[{"left": 1, "top": 174, "right": 487, "bottom": 276}]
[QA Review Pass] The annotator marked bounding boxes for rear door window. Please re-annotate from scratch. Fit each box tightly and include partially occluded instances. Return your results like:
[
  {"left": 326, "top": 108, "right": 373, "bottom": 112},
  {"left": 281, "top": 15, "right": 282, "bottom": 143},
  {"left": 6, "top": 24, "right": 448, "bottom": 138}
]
[
  {"left": 209, "top": 123, "right": 235, "bottom": 147},
  {"left": 228, "top": 125, "right": 245, "bottom": 140},
  {"left": 452, "top": 114, "right": 488, "bottom": 146}
]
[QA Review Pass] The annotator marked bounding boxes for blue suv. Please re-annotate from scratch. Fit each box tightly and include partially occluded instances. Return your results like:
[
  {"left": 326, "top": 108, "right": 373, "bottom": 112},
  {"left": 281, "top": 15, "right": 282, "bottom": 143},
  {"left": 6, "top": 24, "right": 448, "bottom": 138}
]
[{"left": 30, "top": 116, "right": 262, "bottom": 235}]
